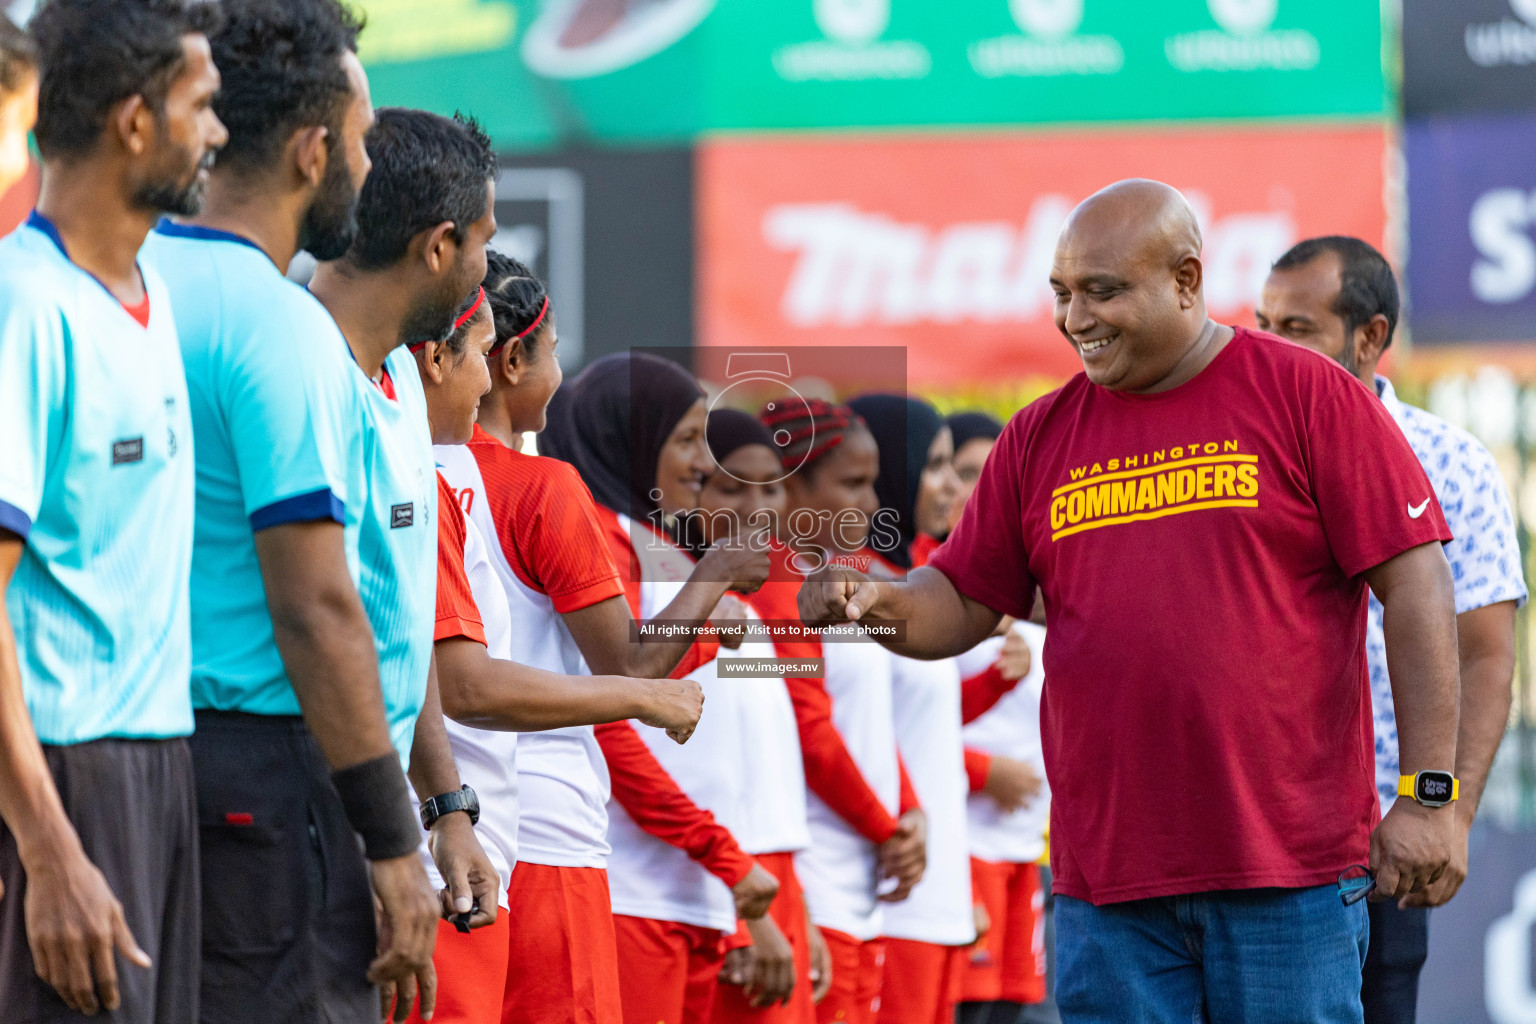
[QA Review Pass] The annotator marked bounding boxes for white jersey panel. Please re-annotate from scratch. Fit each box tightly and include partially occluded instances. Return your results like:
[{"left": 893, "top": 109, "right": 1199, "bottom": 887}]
[
  {"left": 796, "top": 635, "right": 899, "bottom": 941},
  {"left": 435, "top": 443, "right": 611, "bottom": 869},
  {"left": 881, "top": 654, "right": 975, "bottom": 946},
  {"left": 960, "top": 623, "right": 1050, "bottom": 865}
]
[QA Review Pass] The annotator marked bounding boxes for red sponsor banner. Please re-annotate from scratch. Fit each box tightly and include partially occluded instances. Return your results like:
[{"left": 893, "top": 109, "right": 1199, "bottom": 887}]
[{"left": 697, "top": 126, "right": 1388, "bottom": 387}]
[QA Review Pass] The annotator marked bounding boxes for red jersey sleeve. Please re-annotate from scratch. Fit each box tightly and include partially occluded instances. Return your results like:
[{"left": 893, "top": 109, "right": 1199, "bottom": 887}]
[
  {"left": 589, "top": 504, "right": 720, "bottom": 676},
  {"left": 928, "top": 412, "right": 1038, "bottom": 621},
  {"left": 961, "top": 665, "right": 1017, "bottom": 725},
  {"left": 1301, "top": 361, "right": 1453, "bottom": 576},
  {"left": 898, "top": 755, "right": 921, "bottom": 815},
  {"left": 670, "top": 635, "right": 721, "bottom": 679},
  {"left": 595, "top": 720, "right": 757, "bottom": 887},
  {"left": 594, "top": 509, "right": 645, "bottom": 619},
  {"left": 435, "top": 473, "right": 485, "bottom": 646},
  {"left": 471, "top": 445, "right": 627, "bottom": 614},
  {"left": 751, "top": 561, "right": 901, "bottom": 845},
  {"left": 782, "top": 673, "right": 899, "bottom": 844},
  {"left": 910, "top": 533, "right": 941, "bottom": 568},
  {"left": 964, "top": 748, "right": 992, "bottom": 793}
]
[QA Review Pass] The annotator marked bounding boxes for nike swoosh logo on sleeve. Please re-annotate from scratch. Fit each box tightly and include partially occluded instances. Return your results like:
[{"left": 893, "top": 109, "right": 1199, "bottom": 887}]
[{"left": 1408, "top": 498, "right": 1431, "bottom": 519}]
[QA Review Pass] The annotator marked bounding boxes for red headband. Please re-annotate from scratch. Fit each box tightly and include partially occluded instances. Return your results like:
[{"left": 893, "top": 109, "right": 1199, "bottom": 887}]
[
  {"left": 490, "top": 295, "right": 549, "bottom": 355},
  {"left": 408, "top": 286, "right": 487, "bottom": 353},
  {"left": 454, "top": 286, "right": 487, "bottom": 332}
]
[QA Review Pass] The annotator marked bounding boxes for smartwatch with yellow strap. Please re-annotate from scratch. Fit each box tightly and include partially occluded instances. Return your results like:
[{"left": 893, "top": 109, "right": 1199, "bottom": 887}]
[{"left": 1398, "top": 771, "right": 1458, "bottom": 808}]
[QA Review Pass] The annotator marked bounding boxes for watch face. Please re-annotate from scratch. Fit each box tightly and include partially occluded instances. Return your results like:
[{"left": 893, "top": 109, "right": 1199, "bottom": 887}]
[{"left": 1416, "top": 771, "right": 1455, "bottom": 805}]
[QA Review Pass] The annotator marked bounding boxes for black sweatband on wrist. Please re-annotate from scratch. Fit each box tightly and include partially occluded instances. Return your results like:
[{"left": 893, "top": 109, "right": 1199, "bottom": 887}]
[{"left": 330, "top": 753, "right": 420, "bottom": 861}]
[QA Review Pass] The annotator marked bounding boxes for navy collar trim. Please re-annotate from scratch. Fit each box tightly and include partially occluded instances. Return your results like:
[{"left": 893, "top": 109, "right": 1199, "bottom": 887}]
[
  {"left": 25, "top": 209, "right": 69, "bottom": 259},
  {"left": 26, "top": 210, "right": 147, "bottom": 321},
  {"left": 152, "top": 218, "right": 267, "bottom": 256}
]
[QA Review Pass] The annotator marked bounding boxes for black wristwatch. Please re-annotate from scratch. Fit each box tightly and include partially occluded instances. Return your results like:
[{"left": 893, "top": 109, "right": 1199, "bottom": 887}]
[{"left": 420, "top": 785, "right": 479, "bottom": 829}]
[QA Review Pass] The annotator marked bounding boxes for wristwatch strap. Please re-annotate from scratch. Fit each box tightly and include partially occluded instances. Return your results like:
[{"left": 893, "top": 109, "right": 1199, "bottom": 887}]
[
  {"left": 1397, "top": 773, "right": 1459, "bottom": 803},
  {"left": 419, "top": 784, "right": 479, "bottom": 829}
]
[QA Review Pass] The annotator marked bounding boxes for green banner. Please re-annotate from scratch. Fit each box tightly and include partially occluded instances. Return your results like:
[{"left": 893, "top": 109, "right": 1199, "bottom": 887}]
[{"left": 357, "top": 0, "right": 1387, "bottom": 149}]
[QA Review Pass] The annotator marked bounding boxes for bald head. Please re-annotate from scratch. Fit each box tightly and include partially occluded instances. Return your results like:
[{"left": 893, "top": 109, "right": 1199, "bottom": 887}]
[
  {"left": 1049, "top": 178, "right": 1226, "bottom": 394},
  {"left": 1061, "top": 179, "right": 1203, "bottom": 272}
]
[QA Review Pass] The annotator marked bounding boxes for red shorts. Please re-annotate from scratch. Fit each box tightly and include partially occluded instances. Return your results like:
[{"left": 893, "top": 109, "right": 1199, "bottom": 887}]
[
  {"left": 961, "top": 859, "right": 1046, "bottom": 1005},
  {"left": 815, "top": 929, "right": 884, "bottom": 1024},
  {"left": 400, "top": 914, "right": 510, "bottom": 1024},
  {"left": 713, "top": 851, "right": 815, "bottom": 1024},
  {"left": 501, "top": 861, "right": 623, "bottom": 1024},
  {"left": 875, "top": 939, "right": 968, "bottom": 1024},
  {"left": 613, "top": 913, "right": 727, "bottom": 1024}
]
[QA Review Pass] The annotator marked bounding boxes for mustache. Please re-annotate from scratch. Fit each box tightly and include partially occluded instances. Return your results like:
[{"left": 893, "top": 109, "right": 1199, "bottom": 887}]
[{"left": 196, "top": 150, "right": 217, "bottom": 174}]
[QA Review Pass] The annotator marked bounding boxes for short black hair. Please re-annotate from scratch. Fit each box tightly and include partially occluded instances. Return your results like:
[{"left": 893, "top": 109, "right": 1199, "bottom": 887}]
[
  {"left": 30, "top": 0, "right": 222, "bottom": 158},
  {"left": 1272, "top": 235, "right": 1400, "bottom": 350},
  {"left": 346, "top": 108, "right": 497, "bottom": 271},
  {"left": 483, "top": 249, "right": 552, "bottom": 356},
  {"left": 208, "top": 0, "right": 363, "bottom": 174},
  {"left": 0, "top": 13, "right": 37, "bottom": 94}
]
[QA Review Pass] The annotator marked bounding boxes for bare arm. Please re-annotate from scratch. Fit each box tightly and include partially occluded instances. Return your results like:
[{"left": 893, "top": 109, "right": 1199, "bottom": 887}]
[
  {"left": 797, "top": 564, "right": 1002, "bottom": 660},
  {"left": 1451, "top": 600, "right": 1518, "bottom": 822},
  {"left": 1364, "top": 543, "right": 1461, "bottom": 794},
  {"left": 407, "top": 656, "right": 499, "bottom": 931},
  {"left": 561, "top": 595, "right": 698, "bottom": 679},
  {"left": 0, "top": 538, "right": 75, "bottom": 892},
  {"left": 0, "top": 537, "right": 150, "bottom": 1014},
  {"left": 407, "top": 656, "right": 462, "bottom": 800},
  {"left": 434, "top": 636, "right": 702, "bottom": 741},
  {"left": 1361, "top": 541, "right": 1461, "bottom": 902},
  {"left": 1403, "top": 598, "right": 1517, "bottom": 908},
  {"left": 255, "top": 521, "right": 395, "bottom": 769},
  {"left": 565, "top": 541, "right": 771, "bottom": 679},
  {"left": 257, "top": 523, "right": 442, "bottom": 1022}
]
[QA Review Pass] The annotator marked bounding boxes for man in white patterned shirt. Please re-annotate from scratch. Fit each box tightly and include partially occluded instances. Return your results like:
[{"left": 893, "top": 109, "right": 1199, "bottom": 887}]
[{"left": 1258, "top": 236, "right": 1528, "bottom": 1024}]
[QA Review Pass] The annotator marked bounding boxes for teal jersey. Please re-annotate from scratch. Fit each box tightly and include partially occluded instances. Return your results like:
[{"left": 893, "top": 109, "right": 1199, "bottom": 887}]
[
  {"left": 142, "top": 223, "right": 364, "bottom": 719},
  {"left": 353, "top": 348, "right": 436, "bottom": 766},
  {"left": 0, "top": 212, "right": 194, "bottom": 744}
]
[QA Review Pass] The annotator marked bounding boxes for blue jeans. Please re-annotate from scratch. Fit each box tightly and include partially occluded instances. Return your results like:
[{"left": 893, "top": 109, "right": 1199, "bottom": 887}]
[{"left": 1055, "top": 885, "right": 1369, "bottom": 1024}]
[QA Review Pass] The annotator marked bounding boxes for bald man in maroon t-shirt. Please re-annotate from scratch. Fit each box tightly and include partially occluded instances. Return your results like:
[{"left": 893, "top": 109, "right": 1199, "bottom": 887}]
[{"left": 799, "top": 180, "right": 1461, "bottom": 1024}]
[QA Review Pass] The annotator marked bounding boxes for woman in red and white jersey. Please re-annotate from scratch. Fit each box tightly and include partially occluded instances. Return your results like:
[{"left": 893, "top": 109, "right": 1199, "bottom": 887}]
[
  {"left": 409, "top": 286, "right": 705, "bottom": 1024},
  {"left": 513, "top": 336, "right": 774, "bottom": 1024},
  {"left": 405, "top": 293, "right": 518, "bottom": 1023},
  {"left": 439, "top": 259, "right": 768, "bottom": 1024},
  {"left": 954, "top": 621, "right": 1047, "bottom": 1024},
  {"left": 941, "top": 412, "right": 1051, "bottom": 1024},
  {"left": 844, "top": 393, "right": 983, "bottom": 1024},
  {"left": 749, "top": 398, "right": 927, "bottom": 1024},
  {"left": 690, "top": 410, "right": 817, "bottom": 1024}
]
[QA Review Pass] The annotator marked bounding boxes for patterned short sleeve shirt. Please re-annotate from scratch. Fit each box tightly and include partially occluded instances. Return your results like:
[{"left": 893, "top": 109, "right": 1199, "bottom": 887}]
[{"left": 1368, "top": 376, "right": 1528, "bottom": 810}]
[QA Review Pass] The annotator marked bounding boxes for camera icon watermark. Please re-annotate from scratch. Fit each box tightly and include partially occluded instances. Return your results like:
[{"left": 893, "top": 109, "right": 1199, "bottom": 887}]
[{"left": 623, "top": 345, "right": 908, "bottom": 584}]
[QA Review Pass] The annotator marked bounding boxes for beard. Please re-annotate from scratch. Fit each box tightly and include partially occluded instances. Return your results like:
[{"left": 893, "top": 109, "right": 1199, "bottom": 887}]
[
  {"left": 399, "top": 275, "right": 463, "bottom": 349},
  {"left": 1338, "top": 334, "right": 1359, "bottom": 377},
  {"left": 298, "top": 142, "right": 360, "bottom": 261},
  {"left": 134, "top": 146, "right": 214, "bottom": 217}
]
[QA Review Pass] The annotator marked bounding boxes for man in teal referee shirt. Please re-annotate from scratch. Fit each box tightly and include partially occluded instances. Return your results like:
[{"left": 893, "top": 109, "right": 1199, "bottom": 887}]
[
  {"left": 0, "top": 1, "right": 226, "bottom": 1021},
  {"left": 138, "top": 2, "right": 476, "bottom": 1021}
]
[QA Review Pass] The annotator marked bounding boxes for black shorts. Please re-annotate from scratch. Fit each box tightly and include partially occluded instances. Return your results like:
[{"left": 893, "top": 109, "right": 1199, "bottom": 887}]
[
  {"left": 0, "top": 737, "right": 199, "bottom": 1024},
  {"left": 190, "top": 711, "right": 377, "bottom": 1024}
]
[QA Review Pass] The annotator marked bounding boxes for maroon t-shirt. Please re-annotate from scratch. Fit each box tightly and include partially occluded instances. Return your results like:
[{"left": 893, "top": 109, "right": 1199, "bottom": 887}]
[{"left": 928, "top": 327, "right": 1452, "bottom": 905}]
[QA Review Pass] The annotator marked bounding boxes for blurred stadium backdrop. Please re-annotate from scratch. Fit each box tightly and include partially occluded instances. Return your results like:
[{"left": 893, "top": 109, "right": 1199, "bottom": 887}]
[{"left": 7, "top": 1, "right": 1536, "bottom": 1017}]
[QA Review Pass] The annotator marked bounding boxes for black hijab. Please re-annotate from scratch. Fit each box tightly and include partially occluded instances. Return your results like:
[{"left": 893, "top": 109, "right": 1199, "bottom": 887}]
[
  {"left": 847, "top": 393, "right": 945, "bottom": 570},
  {"left": 946, "top": 411, "right": 1003, "bottom": 454},
  {"left": 706, "top": 408, "right": 776, "bottom": 466},
  {"left": 540, "top": 352, "right": 705, "bottom": 522}
]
